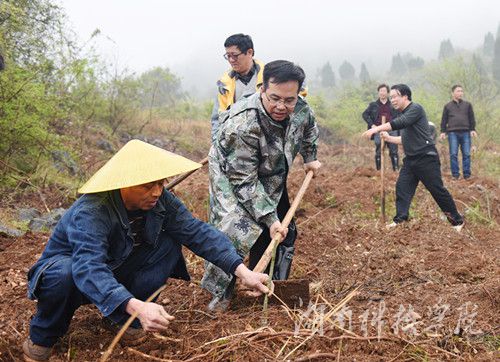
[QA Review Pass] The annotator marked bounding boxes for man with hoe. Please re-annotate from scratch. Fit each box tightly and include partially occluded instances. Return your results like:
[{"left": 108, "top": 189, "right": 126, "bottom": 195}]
[
  {"left": 363, "top": 84, "right": 464, "bottom": 231},
  {"left": 202, "top": 60, "right": 321, "bottom": 311}
]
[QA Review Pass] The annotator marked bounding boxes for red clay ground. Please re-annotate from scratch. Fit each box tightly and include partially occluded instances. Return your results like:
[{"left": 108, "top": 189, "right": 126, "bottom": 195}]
[{"left": 0, "top": 144, "right": 499, "bottom": 361}]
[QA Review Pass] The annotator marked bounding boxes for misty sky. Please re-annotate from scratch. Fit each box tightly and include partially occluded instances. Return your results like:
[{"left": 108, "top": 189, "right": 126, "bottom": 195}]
[{"left": 60, "top": 0, "right": 499, "bottom": 97}]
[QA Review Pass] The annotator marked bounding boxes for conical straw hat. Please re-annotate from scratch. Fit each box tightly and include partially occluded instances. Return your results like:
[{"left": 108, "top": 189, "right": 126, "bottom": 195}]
[{"left": 78, "top": 140, "right": 202, "bottom": 194}]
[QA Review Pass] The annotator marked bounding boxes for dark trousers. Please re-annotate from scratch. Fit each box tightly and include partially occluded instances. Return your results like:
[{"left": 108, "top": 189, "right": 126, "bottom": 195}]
[
  {"left": 248, "top": 188, "right": 297, "bottom": 279},
  {"left": 394, "top": 153, "right": 463, "bottom": 225},
  {"left": 374, "top": 132, "right": 399, "bottom": 170},
  {"left": 29, "top": 241, "right": 173, "bottom": 347}
]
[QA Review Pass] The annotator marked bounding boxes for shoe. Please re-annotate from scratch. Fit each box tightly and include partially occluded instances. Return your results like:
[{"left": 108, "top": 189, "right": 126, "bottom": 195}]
[
  {"left": 452, "top": 222, "right": 464, "bottom": 233},
  {"left": 386, "top": 222, "right": 399, "bottom": 230},
  {"left": 102, "top": 318, "right": 147, "bottom": 346},
  {"left": 22, "top": 338, "right": 52, "bottom": 362},
  {"left": 207, "top": 295, "right": 231, "bottom": 312}
]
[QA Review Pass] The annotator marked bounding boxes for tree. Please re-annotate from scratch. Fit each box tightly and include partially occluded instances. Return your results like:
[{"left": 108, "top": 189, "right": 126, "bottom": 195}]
[
  {"left": 406, "top": 56, "right": 425, "bottom": 70},
  {"left": 318, "top": 62, "right": 336, "bottom": 87},
  {"left": 493, "top": 25, "right": 500, "bottom": 81},
  {"left": 390, "top": 53, "right": 407, "bottom": 76},
  {"left": 438, "top": 39, "right": 455, "bottom": 60},
  {"left": 359, "top": 62, "right": 370, "bottom": 83},
  {"left": 338, "top": 61, "right": 355, "bottom": 81},
  {"left": 138, "top": 66, "right": 183, "bottom": 108},
  {"left": 483, "top": 32, "right": 495, "bottom": 56}
]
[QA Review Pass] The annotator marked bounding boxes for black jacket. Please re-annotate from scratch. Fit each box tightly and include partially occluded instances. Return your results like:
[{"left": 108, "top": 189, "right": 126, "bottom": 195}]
[
  {"left": 362, "top": 99, "right": 400, "bottom": 129},
  {"left": 390, "top": 102, "right": 435, "bottom": 157}
]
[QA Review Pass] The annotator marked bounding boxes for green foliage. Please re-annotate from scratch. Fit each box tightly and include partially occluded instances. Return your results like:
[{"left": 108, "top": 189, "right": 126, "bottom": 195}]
[
  {"left": 137, "top": 66, "right": 183, "bottom": 108},
  {"left": 483, "top": 32, "right": 495, "bottom": 56},
  {"left": 318, "top": 62, "right": 336, "bottom": 88},
  {"left": 390, "top": 53, "right": 407, "bottom": 76},
  {"left": 493, "top": 28, "right": 500, "bottom": 81},
  {"left": 338, "top": 61, "right": 355, "bottom": 81},
  {"left": 359, "top": 63, "right": 370, "bottom": 83},
  {"left": 439, "top": 39, "right": 455, "bottom": 60}
]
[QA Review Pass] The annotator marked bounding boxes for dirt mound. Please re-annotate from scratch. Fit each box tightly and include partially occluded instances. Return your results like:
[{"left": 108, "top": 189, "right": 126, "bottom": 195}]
[{"left": 0, "top": 144, "right": 499, "bottom": 361}]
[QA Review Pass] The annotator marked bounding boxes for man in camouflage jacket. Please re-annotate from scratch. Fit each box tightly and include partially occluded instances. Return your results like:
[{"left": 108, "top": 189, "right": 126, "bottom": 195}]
[{"left": 201, "top": 60, "right": 321, "bottom": 311}]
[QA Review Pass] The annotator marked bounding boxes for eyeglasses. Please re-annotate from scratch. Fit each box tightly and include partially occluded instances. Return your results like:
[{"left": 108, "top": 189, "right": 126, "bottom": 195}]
[
  {"left": 223, "top": 52, "right": 244, "bottom": 61},
  {"left": 263, "top": 92, "right": 298, "bottom": 108}
]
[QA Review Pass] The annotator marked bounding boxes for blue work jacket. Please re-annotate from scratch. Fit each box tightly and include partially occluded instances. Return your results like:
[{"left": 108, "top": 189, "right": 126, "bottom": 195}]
[{"left": 27, "top": 189, "right": 242, "bottom": 316}]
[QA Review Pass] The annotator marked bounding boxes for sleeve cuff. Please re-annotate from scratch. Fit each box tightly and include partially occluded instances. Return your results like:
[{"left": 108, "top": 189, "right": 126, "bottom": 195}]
[
  {"left": 228, "top": 259, "right": 243, "bottom": 275},
  {"left": 261, "top": 212, "right": 279, "bottom": 229}
]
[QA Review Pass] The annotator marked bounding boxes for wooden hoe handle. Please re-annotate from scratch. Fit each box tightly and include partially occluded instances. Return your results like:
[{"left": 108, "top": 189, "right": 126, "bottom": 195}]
[{"left": 253, "top": 170, "right": 314, "bottom": 273}]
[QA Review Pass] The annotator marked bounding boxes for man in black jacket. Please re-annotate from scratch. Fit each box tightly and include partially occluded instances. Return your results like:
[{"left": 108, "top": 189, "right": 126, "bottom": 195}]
[
  {"left": 362, "top": 84, "right": 400, "bottom": 171},
  {"left": 363, "top": 84, "right": 464, "bottom": 232}
]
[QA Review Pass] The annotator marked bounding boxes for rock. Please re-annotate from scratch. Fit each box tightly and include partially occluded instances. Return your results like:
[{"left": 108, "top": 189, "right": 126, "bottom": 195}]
[
  {"left": 0, "top": 223, "right": 24, "bottom": 238},
  {"left": 96, "top": 139, "right": 115, "bottom": 153},
  {"left": 28, "top": 208, "right": 66, "bottom": 232},
  {"left": 28, "top": 218, "right": 48, "bottom": 232},
  {"left": 44, "top": 208, "right": 66, "bottom": 228},
  {"left": 18, "top": 208, "right": 41, "bottom": 222},
  {"left": 51, "top": 150, "right": 78, "bottom": 175}
]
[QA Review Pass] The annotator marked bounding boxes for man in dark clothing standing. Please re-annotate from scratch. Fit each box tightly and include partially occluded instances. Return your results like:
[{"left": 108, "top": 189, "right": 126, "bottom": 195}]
[
  {"left": 362, "top": 84, "right": 400, "bottom": 171},
  {"left": 440, "top": 85, "right": 477, "bottom": 179},
  {"left": 363, "top": 84, "right": 464, "bottom": 231}
]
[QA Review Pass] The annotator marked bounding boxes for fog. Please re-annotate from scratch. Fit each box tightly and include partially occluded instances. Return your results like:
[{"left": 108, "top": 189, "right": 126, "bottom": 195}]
[{"left": 60, "top": 0, "right": 499, "bottom": 98}]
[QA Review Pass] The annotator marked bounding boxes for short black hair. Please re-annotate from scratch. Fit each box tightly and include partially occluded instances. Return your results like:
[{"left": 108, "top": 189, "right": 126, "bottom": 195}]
[
  {"left": 451, "top": 84, "right": 462, "bottom": 92},
  {"left": 377, "top": 84, "right": 390, "bottom": 92},
  {"left": 224, "top": 34, "right": 254, "bottom": 55},
  {"left": 391, "top": 84, "right": 412, "bottom": 101},
  {"left": 263, "top": 60, "right": 305, "bottom": 92}
]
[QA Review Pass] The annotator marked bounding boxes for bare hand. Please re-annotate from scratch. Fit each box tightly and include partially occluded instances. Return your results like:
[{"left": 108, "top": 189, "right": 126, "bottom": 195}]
[
  {"left": 126, "top": 299, "right": 174, "bottom": 332},
  {"left": 304, "top": 160, "right": 321, "bottom": 177},
  {"left": 380, "top": 131, "right": 389, "bottom": 140},
  {"left": 234, "top": 264, "right": 270, "bottom": 297},
  {"left": 471, "top": 130, "right": 478, "bottom": 137},
  {"left": 270, "top": 220, "right": 288, "bottom": 240},
  {"left": 362, "top": 128, "right": 377, "bottom": 140},
  {"left": 439, "top": 132, "right": 446, "bottom": 140}
]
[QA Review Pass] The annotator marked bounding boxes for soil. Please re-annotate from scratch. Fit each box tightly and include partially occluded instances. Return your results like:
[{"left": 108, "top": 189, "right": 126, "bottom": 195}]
[{"left": 0, "top": 143, "right": 499, "bottom": 361}]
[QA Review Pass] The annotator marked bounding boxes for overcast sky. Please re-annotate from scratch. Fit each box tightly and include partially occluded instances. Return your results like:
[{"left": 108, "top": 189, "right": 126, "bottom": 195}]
[{"left": 59, "top": 0, "right": 499, "bottom": 97}]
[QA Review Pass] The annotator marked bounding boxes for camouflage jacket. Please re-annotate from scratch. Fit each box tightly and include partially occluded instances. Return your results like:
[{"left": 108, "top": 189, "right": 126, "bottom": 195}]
[{"left": 208, "top": 92, "right": 319, "bottom": 253}]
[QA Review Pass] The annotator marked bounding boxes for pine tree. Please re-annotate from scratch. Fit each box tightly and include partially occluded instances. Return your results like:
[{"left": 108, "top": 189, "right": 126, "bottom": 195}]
[
  {"left": 483, "top": 32, "right": 495, "bottom": 56},
  {"left": 390, "top": 53, "right": 407, "bottom": 75},
  {"left": 493, "top": 28, "right": 500, "bottom": 81},
  {"left": 319, "top": 62, "right": 336, "bottom": 87},
  {"left": 359, "top": 62, "right": 370, "bottom": 83},
  {"left": 438, "top": 39, "right": 455, "bottom": 59},
  {"left": 338, "top": 61, "right": 355, "bottom": 81}
]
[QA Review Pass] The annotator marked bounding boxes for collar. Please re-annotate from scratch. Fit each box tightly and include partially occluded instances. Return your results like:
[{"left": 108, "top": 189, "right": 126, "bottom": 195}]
[{"left": 229, "top": 61, "right": 257, "bottom": 84}]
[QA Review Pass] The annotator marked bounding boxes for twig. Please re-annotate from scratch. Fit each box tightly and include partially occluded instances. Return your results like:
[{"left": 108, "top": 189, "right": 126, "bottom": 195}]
[
  {"left": 8, "top": 323, "right": 23, "bottom": 338},
  {"left": 152, "top": 333, "right": 182, "bottom": 342},
  {"left": 337, "top": 337, "right": 342, "bottom": 361},
  {"left": 282, "top": 333, "right": 315, "bottom": 361},
  {"left": 295, "top": 352, "right": 339, "bottom": 362},
  {"left": 101, "top": 284, "right": 166, "bottom": 362},
  {"left": 126, "top": 347, "right": 175, "bottom": 361},
  {"left": 202, "top": 327, "right": 271, "bottom": 347}
]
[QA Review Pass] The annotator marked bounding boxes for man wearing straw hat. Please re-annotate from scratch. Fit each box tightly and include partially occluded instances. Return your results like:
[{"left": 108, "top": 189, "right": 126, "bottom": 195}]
[
  {"left": 22, "top": 140, "right": 270, "bottom": 362},
  {"left": 202, "top": 60, "right": 321, "bottom": 312}
]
